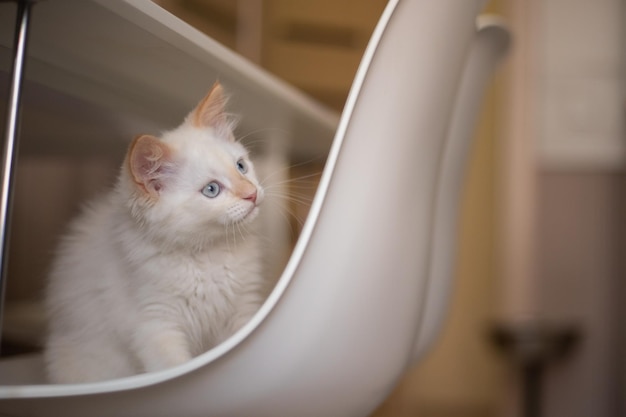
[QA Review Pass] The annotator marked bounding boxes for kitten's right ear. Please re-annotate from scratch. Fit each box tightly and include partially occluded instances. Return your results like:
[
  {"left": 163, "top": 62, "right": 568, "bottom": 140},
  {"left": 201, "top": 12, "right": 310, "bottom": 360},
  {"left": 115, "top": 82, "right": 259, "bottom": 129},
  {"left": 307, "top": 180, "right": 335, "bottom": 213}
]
[
  {"left": 187, "top": 82, "right": 235, "bottom": 140},
  {"left": 128, "top": 135, "right": 175, "bottom": 198}
]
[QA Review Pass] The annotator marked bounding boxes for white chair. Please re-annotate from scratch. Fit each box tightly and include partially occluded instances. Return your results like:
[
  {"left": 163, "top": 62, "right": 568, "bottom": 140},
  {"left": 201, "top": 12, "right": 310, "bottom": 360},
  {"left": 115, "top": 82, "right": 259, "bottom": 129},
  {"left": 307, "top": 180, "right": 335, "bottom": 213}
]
[{"left": 0, "top": 1, "right": 509, "bottom": 416}]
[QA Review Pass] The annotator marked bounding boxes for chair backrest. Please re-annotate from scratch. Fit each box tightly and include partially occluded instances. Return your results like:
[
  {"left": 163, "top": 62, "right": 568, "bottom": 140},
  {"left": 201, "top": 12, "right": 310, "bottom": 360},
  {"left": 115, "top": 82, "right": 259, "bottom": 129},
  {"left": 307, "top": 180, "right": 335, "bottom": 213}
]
[
  {"left": 411, "top": 16, "right": 511, "bottom": 362},
  {"left": 0, "top": 1, "right": 496, "bottom": 416}
]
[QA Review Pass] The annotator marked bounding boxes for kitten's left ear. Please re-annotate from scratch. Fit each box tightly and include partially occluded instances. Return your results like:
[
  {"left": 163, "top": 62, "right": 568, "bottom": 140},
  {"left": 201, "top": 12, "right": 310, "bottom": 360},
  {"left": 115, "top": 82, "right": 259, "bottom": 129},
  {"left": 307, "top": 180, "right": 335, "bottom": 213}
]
[{"left": 188, "top": 82, "right": 234, "bottom": 140}]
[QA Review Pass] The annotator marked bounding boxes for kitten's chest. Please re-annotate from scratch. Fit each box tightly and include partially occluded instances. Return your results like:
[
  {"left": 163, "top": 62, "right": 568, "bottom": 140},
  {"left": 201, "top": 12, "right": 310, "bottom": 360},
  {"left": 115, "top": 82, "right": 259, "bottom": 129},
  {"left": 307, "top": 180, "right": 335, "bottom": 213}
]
[{"left": 150, "top": 252, "right": 239, "bottom": 298}]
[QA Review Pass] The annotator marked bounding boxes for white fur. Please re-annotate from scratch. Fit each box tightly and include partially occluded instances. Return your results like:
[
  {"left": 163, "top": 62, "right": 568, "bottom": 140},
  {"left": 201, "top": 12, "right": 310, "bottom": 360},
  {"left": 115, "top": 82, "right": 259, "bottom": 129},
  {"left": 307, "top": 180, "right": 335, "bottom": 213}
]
[{"left": 44, "top": 117, "right": 267, "bottom": 383}]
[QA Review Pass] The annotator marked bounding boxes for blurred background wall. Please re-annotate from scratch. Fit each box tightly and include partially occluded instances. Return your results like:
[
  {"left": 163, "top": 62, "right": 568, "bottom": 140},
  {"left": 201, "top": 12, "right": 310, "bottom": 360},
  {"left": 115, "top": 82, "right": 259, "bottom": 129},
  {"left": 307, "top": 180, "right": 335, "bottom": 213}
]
[{"left": 532, "top": 0, "right": 625, "bottom": 415}]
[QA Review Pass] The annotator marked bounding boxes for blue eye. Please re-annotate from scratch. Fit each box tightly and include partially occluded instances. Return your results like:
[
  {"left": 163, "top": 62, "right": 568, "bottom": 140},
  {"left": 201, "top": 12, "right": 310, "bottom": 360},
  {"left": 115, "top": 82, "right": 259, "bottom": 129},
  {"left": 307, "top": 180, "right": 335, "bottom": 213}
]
[
  {"left": 201, "top": 182, "right": 221, "bottom": 198},
  {"left": 236, "top": 159, "right": 248, "bottom": 174}
]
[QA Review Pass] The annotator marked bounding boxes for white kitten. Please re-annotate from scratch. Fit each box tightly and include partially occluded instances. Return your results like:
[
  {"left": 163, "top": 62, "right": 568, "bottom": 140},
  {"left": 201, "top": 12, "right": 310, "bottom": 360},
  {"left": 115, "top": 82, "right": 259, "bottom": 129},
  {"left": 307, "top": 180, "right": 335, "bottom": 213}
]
[{"left": 44, "top": 83, "right": 267, "bottom": 383}]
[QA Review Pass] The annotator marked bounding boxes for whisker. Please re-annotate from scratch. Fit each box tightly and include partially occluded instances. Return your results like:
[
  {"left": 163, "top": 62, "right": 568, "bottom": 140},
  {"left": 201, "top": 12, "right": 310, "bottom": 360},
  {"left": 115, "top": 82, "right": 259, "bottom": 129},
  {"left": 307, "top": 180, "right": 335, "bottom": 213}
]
[
  {"left": 262, "top": 173, "right": 322, "bottom": 190},
  {"left": 266, "top": 204, "right": 305, "bottom": 240},
  {"left": 236, "top": 221, "right": 248, "bottom": 243},
  {"left": 268, "top": 195, "right": 313, "bottom": 206},
  {"left": 262, "top": 187, "right": 318, "bottom": 200},
  {"left": 282, "top": 206, "right": 308, "bottom": 231},
  {"left": 265, "top": 194, "right": 311, "bottom": 227},
  {"left": 259, "top": 157, "right": 325, "bottom": 187},
  {"left": 235, "top": 127, "right": 293, "bottom": 152},
  {"left": 265, "top": 189, "right": 315, "bottom": 203},
  {"left": 226, "top": 222, "right": 234, "bottom": 251},
  {"left": 236, "top": 126, "right": 291, "bottom": 143}
]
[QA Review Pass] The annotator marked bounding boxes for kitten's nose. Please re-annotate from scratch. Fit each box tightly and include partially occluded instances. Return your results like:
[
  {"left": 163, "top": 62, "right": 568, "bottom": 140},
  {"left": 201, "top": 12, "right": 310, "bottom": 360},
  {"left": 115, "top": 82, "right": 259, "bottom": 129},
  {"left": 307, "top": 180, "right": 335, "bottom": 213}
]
[{"left": 243, "top": 190, "right": 257, "bottom": 204}]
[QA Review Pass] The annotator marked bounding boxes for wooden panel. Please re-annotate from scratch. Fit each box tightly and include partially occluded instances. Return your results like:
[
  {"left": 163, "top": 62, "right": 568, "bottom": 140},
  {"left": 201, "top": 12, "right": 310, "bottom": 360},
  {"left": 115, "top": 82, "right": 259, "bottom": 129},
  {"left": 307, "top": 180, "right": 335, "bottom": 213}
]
[
  {"left": 267, "top": 0, "right": 387, "bottom": 32},
  {"left": 264, "top": 42, "right": 363, "bottom": 92}
]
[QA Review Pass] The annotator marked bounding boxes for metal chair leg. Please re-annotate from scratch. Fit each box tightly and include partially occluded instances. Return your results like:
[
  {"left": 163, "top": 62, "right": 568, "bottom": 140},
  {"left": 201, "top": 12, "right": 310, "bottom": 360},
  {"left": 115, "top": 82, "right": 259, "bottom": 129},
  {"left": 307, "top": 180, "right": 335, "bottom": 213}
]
[{"left": 0, "top": 0, "right": 34, "bottom": 352}]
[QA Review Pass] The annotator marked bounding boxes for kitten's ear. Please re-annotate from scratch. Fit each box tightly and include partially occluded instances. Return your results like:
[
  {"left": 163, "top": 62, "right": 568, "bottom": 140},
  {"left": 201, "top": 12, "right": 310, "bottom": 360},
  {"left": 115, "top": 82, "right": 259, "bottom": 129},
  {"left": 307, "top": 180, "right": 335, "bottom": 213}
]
[
  {"left": 128, "top": 135, "right": 175, "bottom": 198},
  {"left": 188, "top": 82, "right": 234, "bottom": 140}
]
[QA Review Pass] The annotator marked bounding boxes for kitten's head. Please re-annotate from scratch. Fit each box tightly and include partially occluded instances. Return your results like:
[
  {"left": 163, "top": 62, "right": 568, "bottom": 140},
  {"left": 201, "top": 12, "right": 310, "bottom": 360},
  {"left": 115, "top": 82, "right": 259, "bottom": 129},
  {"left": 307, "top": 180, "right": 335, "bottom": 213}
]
[{"left": 122, "top": 82, "right": 264, "bottom": 246}]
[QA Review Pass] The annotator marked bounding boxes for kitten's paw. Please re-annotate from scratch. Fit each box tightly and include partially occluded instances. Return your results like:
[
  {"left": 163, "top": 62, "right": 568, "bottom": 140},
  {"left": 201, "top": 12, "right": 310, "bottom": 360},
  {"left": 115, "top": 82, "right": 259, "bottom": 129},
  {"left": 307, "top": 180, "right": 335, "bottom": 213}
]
[{"left": 134, "top": 330, "right": 193, "bottom": 373}]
